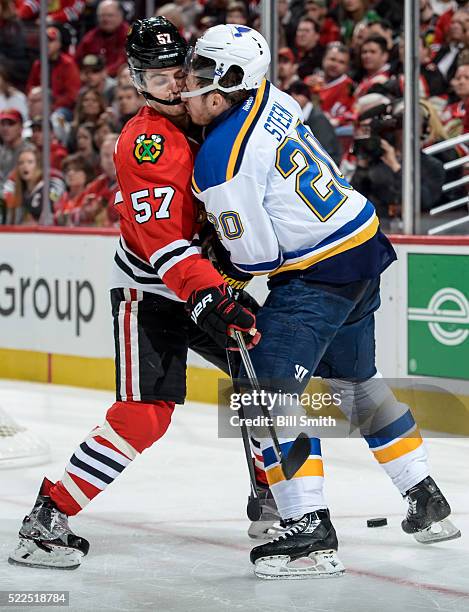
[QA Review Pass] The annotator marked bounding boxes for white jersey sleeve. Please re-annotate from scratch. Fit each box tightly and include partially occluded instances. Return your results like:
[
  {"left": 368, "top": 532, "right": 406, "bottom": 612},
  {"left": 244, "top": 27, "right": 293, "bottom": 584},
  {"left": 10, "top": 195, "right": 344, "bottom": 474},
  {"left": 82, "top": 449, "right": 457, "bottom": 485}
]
[{"left": 194, "top": 171, "right": 282, "bottom": 274}]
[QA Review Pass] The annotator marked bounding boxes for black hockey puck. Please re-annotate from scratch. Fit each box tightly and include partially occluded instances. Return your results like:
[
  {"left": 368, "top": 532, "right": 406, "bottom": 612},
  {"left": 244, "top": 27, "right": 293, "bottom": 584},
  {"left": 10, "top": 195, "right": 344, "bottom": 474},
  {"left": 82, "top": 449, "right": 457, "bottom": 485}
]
[{"left": 367, "top": 517, "right": 388, "bottom": 528}]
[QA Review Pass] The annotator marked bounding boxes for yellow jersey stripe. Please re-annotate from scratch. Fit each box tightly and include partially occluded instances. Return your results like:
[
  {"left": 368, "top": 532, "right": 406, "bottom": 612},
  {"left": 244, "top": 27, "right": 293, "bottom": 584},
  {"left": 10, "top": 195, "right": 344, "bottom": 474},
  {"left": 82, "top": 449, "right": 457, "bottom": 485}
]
[
  {"left": 266, "top": 458, "right": 324, "bottom": 485},
  {"left": 192, "top": 174, "right": 201, "bottom": 194},
  {"left": 268, "top": 214, "right": 379, "bottom": 277},
  {"left": 226, "top": 79, "right": 267, "bottom": 181},
  {"left": 372, "top": 432, "right": 423, "bottom": 464}
]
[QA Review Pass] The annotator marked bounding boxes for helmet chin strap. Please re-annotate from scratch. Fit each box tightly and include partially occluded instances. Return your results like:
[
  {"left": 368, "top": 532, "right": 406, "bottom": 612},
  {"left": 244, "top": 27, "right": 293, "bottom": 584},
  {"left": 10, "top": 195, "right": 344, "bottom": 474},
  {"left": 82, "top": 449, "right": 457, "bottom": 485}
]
[{"left": 141, "top": 90, "right": 183, "bottom": 106}]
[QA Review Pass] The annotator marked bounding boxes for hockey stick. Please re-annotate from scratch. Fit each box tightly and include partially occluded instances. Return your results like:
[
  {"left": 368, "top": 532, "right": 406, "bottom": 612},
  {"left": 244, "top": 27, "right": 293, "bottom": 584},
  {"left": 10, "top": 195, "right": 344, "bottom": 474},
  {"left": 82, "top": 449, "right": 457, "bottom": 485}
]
[
  {"left": 233, "top": 330, "right": 311, "bottom": 481},
  {"left": 226, "top": 349, "right": 261, "bottom": 521}
]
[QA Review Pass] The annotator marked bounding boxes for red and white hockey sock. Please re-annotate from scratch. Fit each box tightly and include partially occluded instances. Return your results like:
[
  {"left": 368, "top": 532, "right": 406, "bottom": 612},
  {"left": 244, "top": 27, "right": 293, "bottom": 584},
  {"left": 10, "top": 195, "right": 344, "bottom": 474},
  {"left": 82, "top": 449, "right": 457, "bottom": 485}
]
[
  {"left": 250, "top": 435, "right": 268, "bottom": 486},
  {"left": 49, "top": 400, "right": 174, "bottom": 515}
]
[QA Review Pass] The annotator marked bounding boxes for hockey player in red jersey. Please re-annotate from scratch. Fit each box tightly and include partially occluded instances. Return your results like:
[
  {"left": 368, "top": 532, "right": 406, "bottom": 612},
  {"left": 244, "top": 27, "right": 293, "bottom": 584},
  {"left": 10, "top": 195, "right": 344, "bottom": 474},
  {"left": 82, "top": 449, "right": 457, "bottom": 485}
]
[{"left": 8, "top": 17, "right": 259, "bottom": 570}]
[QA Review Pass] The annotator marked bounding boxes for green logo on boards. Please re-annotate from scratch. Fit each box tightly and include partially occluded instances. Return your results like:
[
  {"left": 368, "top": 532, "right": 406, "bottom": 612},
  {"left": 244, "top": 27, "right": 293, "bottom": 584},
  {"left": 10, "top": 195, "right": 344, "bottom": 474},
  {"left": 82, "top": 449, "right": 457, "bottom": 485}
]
[{"left": 407, "top": 254, "right": 469, "bottom": 379}]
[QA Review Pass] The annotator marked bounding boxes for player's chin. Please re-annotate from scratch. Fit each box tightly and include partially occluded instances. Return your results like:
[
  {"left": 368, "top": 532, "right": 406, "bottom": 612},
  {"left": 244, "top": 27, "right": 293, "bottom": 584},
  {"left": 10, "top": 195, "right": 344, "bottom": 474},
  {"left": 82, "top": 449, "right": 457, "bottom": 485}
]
[{"left": 163, "top": 101, "right": 187, "bottom": 116}]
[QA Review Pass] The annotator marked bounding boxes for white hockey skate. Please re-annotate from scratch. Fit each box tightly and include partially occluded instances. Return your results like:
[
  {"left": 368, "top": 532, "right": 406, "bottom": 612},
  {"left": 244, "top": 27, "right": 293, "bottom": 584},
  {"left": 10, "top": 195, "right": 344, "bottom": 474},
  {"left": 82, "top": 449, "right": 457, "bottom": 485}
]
[
  {"left": 402, "top": 476, "right": 461, "bottom": 545},
  {"left": 250, "top": 510, "right": 345, "bottom": 580},
  {"left": 8, "top": 478, "right": 89, "bottom": 570}
]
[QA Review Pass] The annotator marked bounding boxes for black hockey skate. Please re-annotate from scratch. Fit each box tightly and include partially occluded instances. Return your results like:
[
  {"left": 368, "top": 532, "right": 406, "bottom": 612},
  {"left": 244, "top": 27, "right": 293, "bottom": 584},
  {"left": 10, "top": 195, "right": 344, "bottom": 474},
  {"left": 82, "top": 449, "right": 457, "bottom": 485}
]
[
  {"left": 8, "top": 478, "right": 89, "bottom": 569},
  {"left": 250, "top": 509, "right": 345, "bottom": 579},
  {"left": 247, "top": 481, "right": 285, "bottom": 540},
  {"left": 402, "top": 476, "right": 461, "bottom": 544}
]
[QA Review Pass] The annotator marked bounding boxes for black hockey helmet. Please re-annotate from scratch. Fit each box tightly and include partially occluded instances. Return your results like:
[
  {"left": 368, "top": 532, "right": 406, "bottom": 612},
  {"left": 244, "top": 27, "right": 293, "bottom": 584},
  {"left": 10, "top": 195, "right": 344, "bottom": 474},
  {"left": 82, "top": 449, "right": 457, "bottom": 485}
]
[{"left": 126, "top": 17, "right": 188, "bottom": 71}]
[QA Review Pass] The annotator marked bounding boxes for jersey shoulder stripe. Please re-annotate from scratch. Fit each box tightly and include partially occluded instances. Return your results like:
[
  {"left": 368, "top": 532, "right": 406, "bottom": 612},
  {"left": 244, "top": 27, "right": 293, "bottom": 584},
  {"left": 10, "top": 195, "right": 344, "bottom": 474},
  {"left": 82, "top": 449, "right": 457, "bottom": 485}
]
[{"left": 192, "top": 79, "right": 270, "bottom": 193}]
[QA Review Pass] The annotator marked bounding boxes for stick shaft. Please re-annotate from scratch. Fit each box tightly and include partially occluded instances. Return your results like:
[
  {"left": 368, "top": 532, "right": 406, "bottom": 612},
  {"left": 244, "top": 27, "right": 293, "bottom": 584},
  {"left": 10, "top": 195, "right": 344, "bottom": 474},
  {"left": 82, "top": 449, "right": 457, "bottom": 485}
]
[
  {"left": 233, "top": 331, "right": 284, "bottom": 462},
  {"left": 226, "top": 349, "right": 259, "bottom": 502}
]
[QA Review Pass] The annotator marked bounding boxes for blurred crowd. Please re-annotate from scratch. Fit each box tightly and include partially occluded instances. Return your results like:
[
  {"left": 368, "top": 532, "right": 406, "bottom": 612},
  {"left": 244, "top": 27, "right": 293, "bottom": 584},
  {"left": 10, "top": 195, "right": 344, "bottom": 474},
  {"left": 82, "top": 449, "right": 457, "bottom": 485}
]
[{"left": 0, "top": 0, "right": 468, "bottom": 230}]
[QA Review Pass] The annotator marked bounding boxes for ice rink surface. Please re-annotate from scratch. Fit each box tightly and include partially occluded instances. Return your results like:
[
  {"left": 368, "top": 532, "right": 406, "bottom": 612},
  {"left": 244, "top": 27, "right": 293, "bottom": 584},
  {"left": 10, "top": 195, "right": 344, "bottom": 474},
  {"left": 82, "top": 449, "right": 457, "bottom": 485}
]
[{"left": 0, "top": 379, "right": 468, "bottom": 612}]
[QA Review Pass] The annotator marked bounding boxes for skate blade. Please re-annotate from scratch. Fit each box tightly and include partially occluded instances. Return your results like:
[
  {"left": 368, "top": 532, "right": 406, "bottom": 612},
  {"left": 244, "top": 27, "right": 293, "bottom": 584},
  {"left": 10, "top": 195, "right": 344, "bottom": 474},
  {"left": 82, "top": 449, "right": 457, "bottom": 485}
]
[
  {"left": 413, "top": 518, "right": 461, "bottom": 545},
  {"left": 8, "top": 538, "right": 84, "bottom": 570},
  {"left": 248, "top": 520, "right": 285, "bottom": 540},
  {"left": 254, "top": 549, "right": 345, "bottom": 580}
]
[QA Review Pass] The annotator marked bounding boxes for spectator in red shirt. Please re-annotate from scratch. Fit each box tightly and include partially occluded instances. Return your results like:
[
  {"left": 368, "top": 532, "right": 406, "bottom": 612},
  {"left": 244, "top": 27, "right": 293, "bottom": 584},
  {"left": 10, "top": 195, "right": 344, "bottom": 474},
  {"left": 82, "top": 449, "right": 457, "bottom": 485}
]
[
  {"left": 433, "top": 9, "right": 468, "bottom": 82},
  {"left": 354, "top": 34, "right": 391, "bottom": 99},
  {"left": 303, "top": 0, "right": 340, "bottom": 46},
  {"left": 277, "top": 47, "right": 299, "bottom": 91},
  {"left": 306, "top": 42, "right": 355, "bottom": 127},
  {"left": 26, "top": 26, "right": 81, "bottom": 119},
  {"left": 29, "top": 116, "right": 68, "bottom": 170},
  {"left": 75, "top": 133, "right": 119, "bottom": 227},
  {"left": 54, "top": 152, "right": 95, "bottom": 225},
  {"left": 75, "top": 0, "right": 129, "bottom": 78},
  {"left": 433, "top": 0, "right": 469, "bottom": 49},
  {"left": 441, "top": 62, "right": 469, "bottom": 135},
  {"left": 16, "top": 0, "right": 84, "bottom": 23}
]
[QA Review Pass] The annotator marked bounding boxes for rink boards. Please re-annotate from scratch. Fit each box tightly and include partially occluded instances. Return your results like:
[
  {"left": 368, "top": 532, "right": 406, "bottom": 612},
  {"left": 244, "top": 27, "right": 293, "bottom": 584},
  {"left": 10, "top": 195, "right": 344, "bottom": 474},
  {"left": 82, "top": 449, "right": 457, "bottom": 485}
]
[{"left": 0, "top": 228, "right": 468, "bottom": 433}]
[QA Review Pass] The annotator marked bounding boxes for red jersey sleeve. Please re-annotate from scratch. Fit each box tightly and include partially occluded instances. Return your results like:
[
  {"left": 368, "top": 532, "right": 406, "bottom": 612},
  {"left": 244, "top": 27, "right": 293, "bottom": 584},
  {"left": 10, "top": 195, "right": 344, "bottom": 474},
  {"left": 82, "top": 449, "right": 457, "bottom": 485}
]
[{"left": 114, "top": 108, "right": 223, "bottom": 301}]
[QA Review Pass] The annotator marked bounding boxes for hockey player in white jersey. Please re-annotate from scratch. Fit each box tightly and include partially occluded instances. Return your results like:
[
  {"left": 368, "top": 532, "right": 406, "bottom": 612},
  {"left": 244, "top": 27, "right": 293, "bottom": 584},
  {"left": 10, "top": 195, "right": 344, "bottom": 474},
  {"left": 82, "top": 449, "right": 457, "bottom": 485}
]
[{"left": 182, "top": 25, "right": 461, "bottom": 579}]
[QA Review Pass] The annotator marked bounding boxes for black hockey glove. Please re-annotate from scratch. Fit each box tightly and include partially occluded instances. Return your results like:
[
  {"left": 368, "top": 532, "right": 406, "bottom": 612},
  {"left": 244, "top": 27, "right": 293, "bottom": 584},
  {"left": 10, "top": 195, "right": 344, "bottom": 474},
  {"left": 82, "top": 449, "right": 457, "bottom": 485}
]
[
  {"left": 231, "top": 288, "right": 261, "bottom": 315},
  {"left": 186, "top": 284, "right": 261, "bottom": 350}
]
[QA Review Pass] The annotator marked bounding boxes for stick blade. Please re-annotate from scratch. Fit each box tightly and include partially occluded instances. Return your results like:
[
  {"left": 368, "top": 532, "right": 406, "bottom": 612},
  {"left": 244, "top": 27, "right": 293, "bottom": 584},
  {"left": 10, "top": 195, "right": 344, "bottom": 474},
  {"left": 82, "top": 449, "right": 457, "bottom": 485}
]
[
  {"left": 247, "top": 494, "right": 262, "bottom": 521},
  {"left": 281, "top": 432, "right": 311, "bottom": 480}
]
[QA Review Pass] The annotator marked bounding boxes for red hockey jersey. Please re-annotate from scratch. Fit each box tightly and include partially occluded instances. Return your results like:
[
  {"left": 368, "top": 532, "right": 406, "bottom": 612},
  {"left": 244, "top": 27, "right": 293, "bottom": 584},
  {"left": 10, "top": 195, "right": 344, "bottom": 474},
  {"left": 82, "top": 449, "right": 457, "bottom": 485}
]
[
  {"left": 319, "top": 74, "right": 355, "bottom": 126},
  {"left": 112, "top": 106, "right": 223, "bottom": 302}
]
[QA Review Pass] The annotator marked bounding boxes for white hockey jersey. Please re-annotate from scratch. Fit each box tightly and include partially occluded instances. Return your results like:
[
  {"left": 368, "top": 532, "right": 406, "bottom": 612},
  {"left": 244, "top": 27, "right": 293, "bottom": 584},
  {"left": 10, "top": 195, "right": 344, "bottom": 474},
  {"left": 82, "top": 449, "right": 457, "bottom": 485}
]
[{"left": 192, "top": 80, "right": 392, "bottom": 280}]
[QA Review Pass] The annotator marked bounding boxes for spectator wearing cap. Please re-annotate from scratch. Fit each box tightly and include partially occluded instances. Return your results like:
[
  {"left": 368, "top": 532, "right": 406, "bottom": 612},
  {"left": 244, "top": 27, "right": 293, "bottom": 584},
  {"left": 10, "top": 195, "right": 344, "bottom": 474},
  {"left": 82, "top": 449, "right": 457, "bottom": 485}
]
[
  {"left": 304, "top": 0, "right": 341, "bottom": 47},
  {"left": 29, "top": 116, "right": 69, "bottom": 170},
  {"left": 26, "top": 25, "right": 81, "bottom": 119},
  {"left": 294, "top": 17, "right": 325, "bottom": 79},
  {"left": 305, "top": 42, "right": 355, "bottom": 127},
  {"left": 80, "top": 54, "right": 116, "bottom": 105},
  {"left": 0, "top": 109, "right": 24, "bottom": 205},
  {"left": 354, "top": 35, "right": 391, "bottom": 99},
  {"left": 16, "top": 0, "right": 84, "bottom": 23},
  {"left": 277, "top": 47, "right": 299, "bottom": 91},
  {"left": 0, "top": 66, "right": 28, "bottom": 121},
  {"left": 75, "top": 0, "right": 129, "bottom": 78},
  {"left": 288, "top": 81, "right": 342, "bottom": 166}
]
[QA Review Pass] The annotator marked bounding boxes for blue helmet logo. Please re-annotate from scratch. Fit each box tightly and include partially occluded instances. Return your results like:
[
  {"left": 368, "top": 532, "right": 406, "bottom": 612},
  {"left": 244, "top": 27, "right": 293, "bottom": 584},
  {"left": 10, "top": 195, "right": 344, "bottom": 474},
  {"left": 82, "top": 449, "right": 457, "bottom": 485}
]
[{"left": 233, "top": 26, "right": 251, "bottom": 37}]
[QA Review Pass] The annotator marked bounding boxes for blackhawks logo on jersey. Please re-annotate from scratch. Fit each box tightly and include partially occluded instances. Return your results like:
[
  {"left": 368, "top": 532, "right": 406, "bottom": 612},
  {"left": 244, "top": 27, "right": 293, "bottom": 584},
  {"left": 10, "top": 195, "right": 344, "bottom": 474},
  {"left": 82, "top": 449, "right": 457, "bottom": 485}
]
[{"left": 134, "top": 133, "right": 165, "bottom": 164}]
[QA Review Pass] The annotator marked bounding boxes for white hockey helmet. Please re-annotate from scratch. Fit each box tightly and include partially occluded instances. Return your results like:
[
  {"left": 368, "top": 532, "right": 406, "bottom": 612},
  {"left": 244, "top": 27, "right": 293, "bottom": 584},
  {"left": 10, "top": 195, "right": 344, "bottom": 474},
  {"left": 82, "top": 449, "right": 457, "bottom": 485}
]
[{"left": 181, "top": 24, "right": 271, "bottom": 98}]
